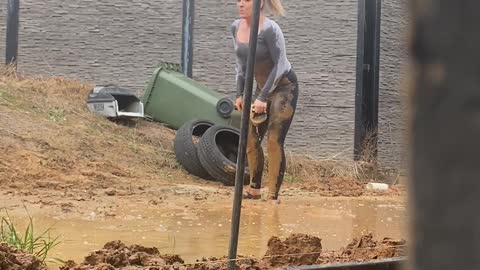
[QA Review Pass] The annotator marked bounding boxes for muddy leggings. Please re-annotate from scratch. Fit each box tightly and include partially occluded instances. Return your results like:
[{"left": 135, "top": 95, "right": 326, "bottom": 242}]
[{"left": 247, "top": 69, "right": 299, "bottom": 200}]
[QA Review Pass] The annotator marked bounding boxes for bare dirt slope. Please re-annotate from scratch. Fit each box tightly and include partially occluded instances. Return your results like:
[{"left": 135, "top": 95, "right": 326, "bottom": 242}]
[
  {"left": 0, "top": 72, "right": 221, "bottom": 211},
  {"left": 0, "top": 72, "right": 181, "bottom": 193}
]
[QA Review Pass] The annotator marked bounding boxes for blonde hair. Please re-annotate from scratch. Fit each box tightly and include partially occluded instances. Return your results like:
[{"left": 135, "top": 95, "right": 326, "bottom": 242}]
[{"left": 263, "top": 0, "right": 285, "bottom": 17}]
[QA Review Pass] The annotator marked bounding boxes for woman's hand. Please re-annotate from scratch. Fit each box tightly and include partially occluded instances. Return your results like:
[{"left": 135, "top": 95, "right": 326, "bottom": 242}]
[
  {"left": 235, "top": 97, "right": 243, "bottom": 111},
  {"left": 253, "top": 99, "right": 267, "bottom": 114}
]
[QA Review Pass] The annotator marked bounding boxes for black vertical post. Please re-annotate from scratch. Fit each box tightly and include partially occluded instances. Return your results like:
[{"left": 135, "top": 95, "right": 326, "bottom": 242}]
[
  {"left": 354, "top": 0, "right": 381, "bottom": 161},
  {"left": 410, "top": 1, "right": 480, "bottom": 269},
  {"left": 227, "top": 0, "right": 261, "bottom": 269},
  {"left": 181, "top": 0, "right": 194, "bottom": 78},
  {"left": 5, "top": 0, "right": 20, "bottom": 67}
]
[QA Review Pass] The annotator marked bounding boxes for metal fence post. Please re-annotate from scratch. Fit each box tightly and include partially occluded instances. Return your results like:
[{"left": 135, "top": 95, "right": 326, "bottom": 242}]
[
  {"left": 354, "top": 0, "right": 381, "bottom": 161},
  {"left": 227, "top": 0, "right": 261, "bottom": 269},
  {"left": 5, "top": 0, "right": 20, "bottom": 67},
  {"left": 181, "top": 0, "right": 194, "bottom": 78}
]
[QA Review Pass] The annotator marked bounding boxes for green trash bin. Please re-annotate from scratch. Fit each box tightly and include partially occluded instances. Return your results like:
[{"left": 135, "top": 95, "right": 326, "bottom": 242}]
[{"left": 142, "top": 62, "right": 241, "bottom": 130}]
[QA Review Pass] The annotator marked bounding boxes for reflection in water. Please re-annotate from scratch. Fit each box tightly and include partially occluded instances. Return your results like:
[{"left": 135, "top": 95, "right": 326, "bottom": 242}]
[{"left": 5, "top": 198, "right": 407, "bottom": 269}]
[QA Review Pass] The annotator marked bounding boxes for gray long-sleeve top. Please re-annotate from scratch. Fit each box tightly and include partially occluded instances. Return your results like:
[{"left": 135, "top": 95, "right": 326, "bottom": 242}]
[{"left": 231, "top": 17, "right": 292, "bottom": 102}]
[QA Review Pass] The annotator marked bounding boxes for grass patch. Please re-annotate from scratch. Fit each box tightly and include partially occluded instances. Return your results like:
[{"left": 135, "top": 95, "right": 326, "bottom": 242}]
[
  {"left": 127, "top": 127, "right": 140, "bottom": 154},
  {"left": 284, "top": 173, "right": 301, "bottom": 183},
  {"left": 0, "top": 88, "right": 18, "bottom": 106},
  {"left": 0, "top": 208, "right": 62, "bottom": 264},
  {"left": 283, "top": 153, "right": 378, "bottom": 182},
  {"left": 48, "top": 107, "right": 66, "bottom": 122}
]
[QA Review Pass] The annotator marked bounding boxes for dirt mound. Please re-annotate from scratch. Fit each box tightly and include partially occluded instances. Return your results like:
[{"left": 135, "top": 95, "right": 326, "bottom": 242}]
[
  {"left": 180, "top": 234, "right": 322, "bottom": 269},
  {"left": 60, "top": 240, "right": 185, "bottom": 270},
  {"left": 317, "top": 233, "right": 407, "bottom": 264},
  {"left": 59, "top": 242, "right": 263, "bottom": 270},
  {"left": 0, "top": 243, "right": 47, "bottom": 270},
  {"left": 263, "top": 234, "right": 322, "bottom": 266},
  {"left": 62, "top": 233, "right": 404, "bottom": 270},
  {"left": 305, "top": 177, "right": 365, "bottom": 197}
]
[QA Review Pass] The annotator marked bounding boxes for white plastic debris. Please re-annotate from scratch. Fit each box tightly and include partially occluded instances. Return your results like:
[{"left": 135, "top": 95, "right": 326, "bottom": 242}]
[{"left": 366, "top": 182, "right": 389, "bottom": 191}]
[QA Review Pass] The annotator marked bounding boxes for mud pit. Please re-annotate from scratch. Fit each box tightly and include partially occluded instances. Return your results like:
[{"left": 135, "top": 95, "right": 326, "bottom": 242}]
[
  {"left": 0, "top": 74, "right": 408, "bottom": 269},
  {"left": 2, "top": 195, "right": 407, "bottom": 270}
]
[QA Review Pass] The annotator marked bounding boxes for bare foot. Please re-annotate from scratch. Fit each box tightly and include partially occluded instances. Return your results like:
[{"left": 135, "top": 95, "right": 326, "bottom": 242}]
[
  {"left": 263, "top": 192, "right": 281, "bottom": 204},
  {"left": 268, "top": 198, "right": 281, "bottom": 205},
  {"left": 243, "top": 187, "right": 261, "bottom": 199}
]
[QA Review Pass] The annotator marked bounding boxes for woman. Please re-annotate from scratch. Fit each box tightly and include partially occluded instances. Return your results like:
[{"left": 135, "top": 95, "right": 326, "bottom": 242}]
[{"left": 231, "top": 0, "right": 299, "bottom": 204}]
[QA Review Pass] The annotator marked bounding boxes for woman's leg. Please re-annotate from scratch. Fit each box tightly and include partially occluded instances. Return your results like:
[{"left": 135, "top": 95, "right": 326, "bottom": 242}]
[
  {"left": 244, "top": 106, "right": 269, "bottom": 198},
  {"left": 265, "top": 77, "right": 299, "bottom": 201},
  {"left": 246, "top": 121, "right": 267, "bottom": 188}
]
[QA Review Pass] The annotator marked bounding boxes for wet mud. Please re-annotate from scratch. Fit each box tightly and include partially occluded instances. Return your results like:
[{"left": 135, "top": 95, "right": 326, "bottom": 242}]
[
  {"left": 264, "top": 234, "right": 322, "bottom": 266},
  {"left": 2, "top": 194, "right": 406, "bottom": 267},
  {"left": 0, "top": 243, "right": 47, "bottom": 270},
  {"left": 316, "top": 233, "right": 406, "bottom": 264},
  {"left": 60, "top": 241, "right": 185, "bottom": 270},
  {"left": 56, "top": 233, "right": 405, "bottom": 270}
]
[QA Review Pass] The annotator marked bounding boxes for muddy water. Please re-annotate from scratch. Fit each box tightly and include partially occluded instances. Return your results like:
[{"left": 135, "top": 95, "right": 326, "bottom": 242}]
[{"left": 5, "top": 197, "right": 407, "bottom": 269}]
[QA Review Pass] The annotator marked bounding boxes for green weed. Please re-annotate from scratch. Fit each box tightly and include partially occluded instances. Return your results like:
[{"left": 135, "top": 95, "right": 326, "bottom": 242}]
[
  {"left": 0, "top": 88, "right": 16, "bottom": 105},
  {"left": 47, "top": 107, "right": 66, "bottom": 122},
  {"left": 284, "top": 173, "right": 300, "bottom": 183},
  {"left": 0, "top": 208, "right": 61, "bottom": 264}
]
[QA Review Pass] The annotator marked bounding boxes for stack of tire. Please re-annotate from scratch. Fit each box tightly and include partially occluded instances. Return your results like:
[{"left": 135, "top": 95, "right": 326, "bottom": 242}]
[{"left": 173, "top": 119, "right": 250, "bottom": 186}]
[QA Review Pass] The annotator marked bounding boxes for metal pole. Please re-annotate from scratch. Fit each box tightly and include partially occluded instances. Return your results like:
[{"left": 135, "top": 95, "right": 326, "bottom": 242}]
[
  {"left": 353, "top": 0, "right": 381, "bottom": 161},
  {"left": 181, "top": 0, "right": 194, "bottom": 78},
  {"left": 5, "top": 0, "right": 19, "bottom": 67},
  {"left": 227, "top": 0, "right": 261, "bottom": 269}
]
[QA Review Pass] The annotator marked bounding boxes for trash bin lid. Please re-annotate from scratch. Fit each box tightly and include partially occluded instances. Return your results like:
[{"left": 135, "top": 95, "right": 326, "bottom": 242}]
[
  {"left": 96, "top": 84, "right": 138, "bottom": 96},
  {"left": 87, "top": 87, "right": 115, "bottom": 103},
  {"left": 89, "top": 84, "right": 141, "bottom": 101}
]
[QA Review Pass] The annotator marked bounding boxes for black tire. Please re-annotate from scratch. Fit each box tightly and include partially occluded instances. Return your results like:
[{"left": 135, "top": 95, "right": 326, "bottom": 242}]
[
  {"left": 197, "top": 125, "right": 250, "bottom": 186},
  {"left": 174, "top": 119, "right": 215, "bottom": 179}
]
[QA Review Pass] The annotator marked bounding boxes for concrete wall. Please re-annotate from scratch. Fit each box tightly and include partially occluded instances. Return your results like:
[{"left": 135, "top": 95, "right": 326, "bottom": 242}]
[
  {"left": 379, "top": 0, "right": 409, "bottom": 169},
  {"left": 0, "top": 0, "right": 408, "bottom": 168}
]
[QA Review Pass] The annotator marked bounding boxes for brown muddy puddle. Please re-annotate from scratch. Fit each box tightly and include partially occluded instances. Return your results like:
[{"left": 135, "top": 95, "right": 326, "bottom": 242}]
[{"left": 4, "top": 197, "right": 407, "bottom": 269}]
